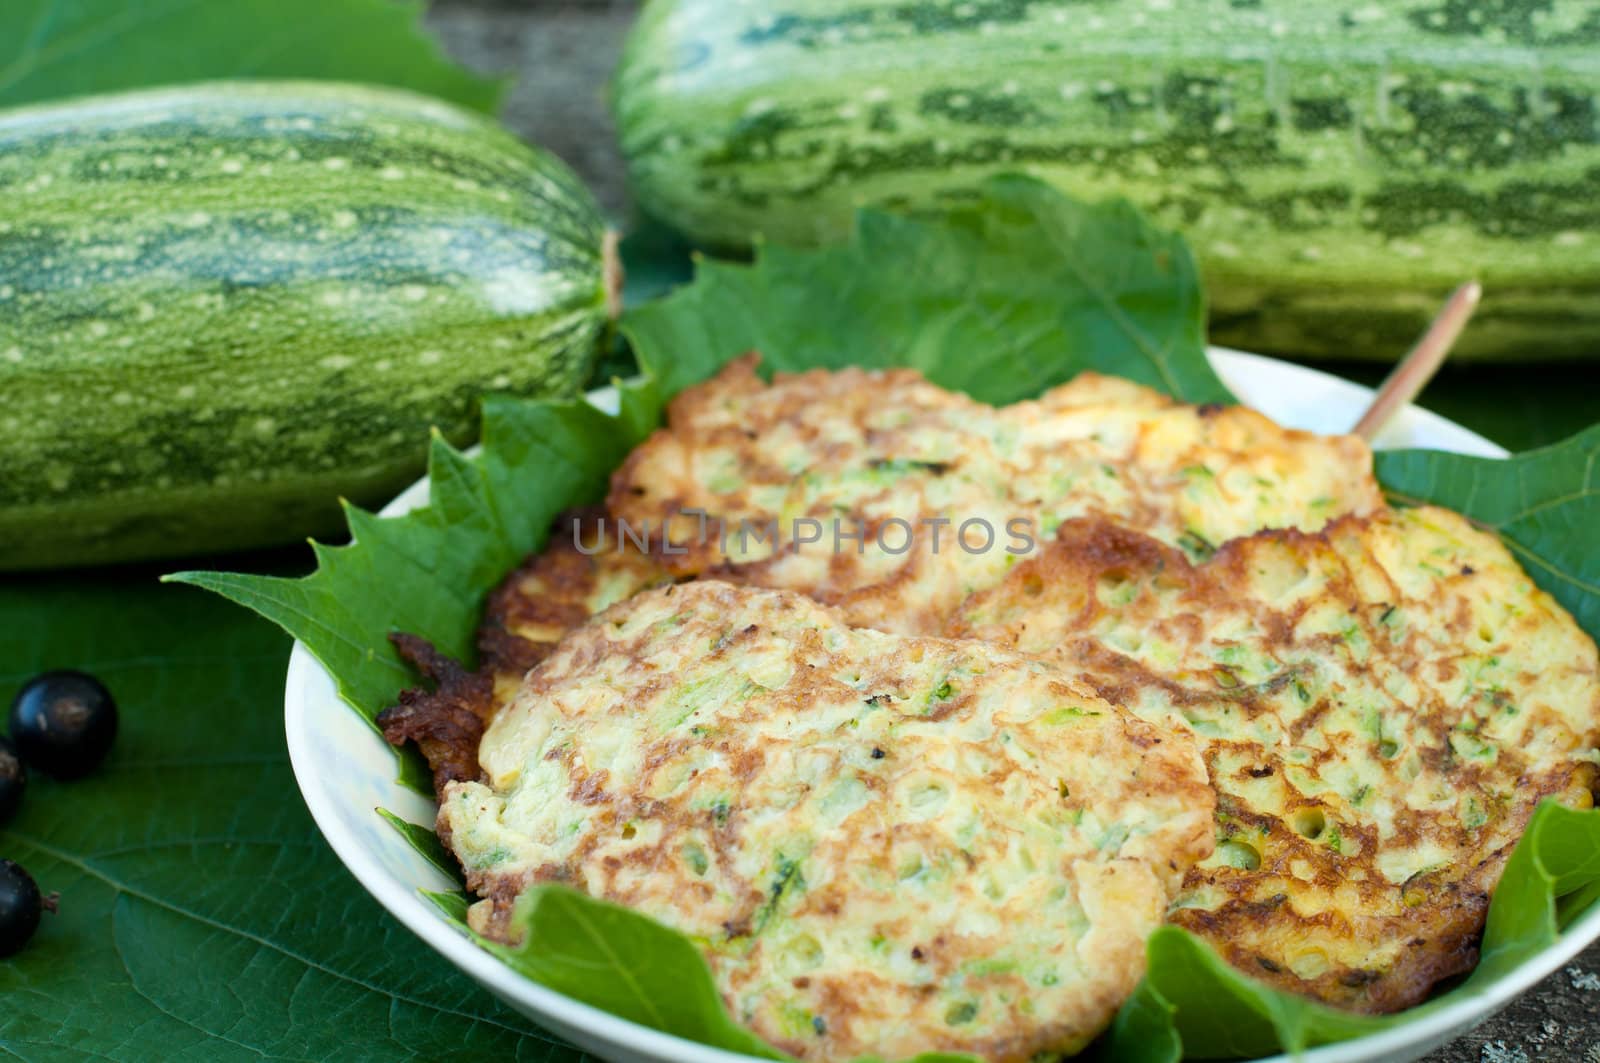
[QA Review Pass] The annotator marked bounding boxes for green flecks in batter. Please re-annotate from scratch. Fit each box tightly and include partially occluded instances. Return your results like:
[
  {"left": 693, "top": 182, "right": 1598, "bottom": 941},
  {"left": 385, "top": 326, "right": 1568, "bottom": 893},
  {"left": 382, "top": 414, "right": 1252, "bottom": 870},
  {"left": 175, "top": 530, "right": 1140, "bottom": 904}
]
[
  {"left": 1098, "top": 821, "right": 1131, "bottom": 853},
  {"left": 1451, "top": 731, "right": 1498, "bottom": 761},
  {"left": 945, "top": 1000, "right": 980, "bottom": 1026},
  {"left": 1178, "top": 529, "right": 1217, "bottom": 563},
  {"left": 1218, "top": 838, "right": 1262, "bottom": 870},
  {"left": 752, "top": 855, "right": 806, "bottom": 935},
  {"left": 1043, "top": 705, "right": 1101, "bottom": 723},
  {"left": 1463, "top": 795, "right": 1490, "bottom": 829}
]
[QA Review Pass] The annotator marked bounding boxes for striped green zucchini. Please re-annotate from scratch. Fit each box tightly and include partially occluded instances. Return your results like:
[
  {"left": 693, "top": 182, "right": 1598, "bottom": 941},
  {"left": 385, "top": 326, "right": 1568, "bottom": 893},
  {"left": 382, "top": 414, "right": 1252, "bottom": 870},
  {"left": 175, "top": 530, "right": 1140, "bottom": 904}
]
[
  {"left": 1, "top": 81, "right": 614, "bottom": 570},
  {"left": 613, "top": 0, "right": 1600, "bottom": 360}
]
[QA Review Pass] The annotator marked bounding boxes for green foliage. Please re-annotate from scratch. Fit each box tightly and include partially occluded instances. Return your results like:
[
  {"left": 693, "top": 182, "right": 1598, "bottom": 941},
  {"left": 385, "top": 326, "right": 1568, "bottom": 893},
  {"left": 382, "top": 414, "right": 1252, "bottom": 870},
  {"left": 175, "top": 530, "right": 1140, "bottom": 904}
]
[
  {"left": 0, "top": 0, "right": 501, "bottom": 112},
  {"left": 14, "top": 179, "right": 1596, "bottom": 1061},
  {"left": 1376, "top": 424, "right": 1600, "bottom": 637},
  {"left": 0, "top": 1, "right": 559, "bottom": 1056},
  {"left": 625, "top": 176, "right": 1229, "bottom": 406},
  {"left": 487, "top": 888, "right": 786, "bottom": 1059},
  {"left": 378, "top": 809, "right": 464, "bottom": 884},
  {"left": 169, "top": 393, "right": 660, "bottom": 793},
  {"left": 0, "top": 572, "right": 566, "bottom": 1061}
]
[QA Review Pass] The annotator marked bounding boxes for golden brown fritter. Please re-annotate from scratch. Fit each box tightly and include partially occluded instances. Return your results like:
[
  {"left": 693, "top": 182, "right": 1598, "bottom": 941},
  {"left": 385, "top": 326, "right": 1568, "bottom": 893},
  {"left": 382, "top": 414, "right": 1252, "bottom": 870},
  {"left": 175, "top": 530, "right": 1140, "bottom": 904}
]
[
  {"left": 475, "top": 507, "right": 669, "bottom": 701},
  {"left": 384, "top": 510, "right": 671, "bottom": 797},
  {"left": 607, "top": 355, "right": 1382, "bottom": 634},
  {"left": 950, "top": 506, "right": 1600, "bottom": 1012},
  {"left": 443, "top": 581, "right": 1216, "bottom": 1062}
]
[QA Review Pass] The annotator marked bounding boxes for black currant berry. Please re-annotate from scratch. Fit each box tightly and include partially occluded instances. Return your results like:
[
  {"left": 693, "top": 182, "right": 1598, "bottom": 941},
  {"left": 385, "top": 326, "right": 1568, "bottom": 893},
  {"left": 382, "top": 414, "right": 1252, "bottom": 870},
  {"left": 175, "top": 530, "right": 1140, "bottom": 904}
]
[
  {"left": 8, "top": 671, "right": 119, "bottom": 780},
  {"left": 0, "top": 737, "right": 23, "bottom": 826},
  {"left": 0, "top": 859, "right": 46, "bottom": 958}
]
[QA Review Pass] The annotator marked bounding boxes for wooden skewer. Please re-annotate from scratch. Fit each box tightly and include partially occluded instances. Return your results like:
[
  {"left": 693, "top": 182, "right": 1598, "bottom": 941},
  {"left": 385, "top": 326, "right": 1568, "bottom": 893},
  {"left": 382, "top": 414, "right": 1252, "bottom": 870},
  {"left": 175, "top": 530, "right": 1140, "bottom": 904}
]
[
  {"left": 601, "top": 229, "right": 624, "bottom": 321},
  {"left": 1351, "top": 281, "right": 1482, "bottom": 442}
]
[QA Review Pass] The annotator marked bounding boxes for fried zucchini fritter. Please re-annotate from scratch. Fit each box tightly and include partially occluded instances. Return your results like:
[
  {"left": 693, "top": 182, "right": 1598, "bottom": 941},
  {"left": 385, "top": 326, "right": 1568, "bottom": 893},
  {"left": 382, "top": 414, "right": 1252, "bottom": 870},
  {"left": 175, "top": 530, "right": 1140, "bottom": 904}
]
[
  {"left": 383, "top": 509, "right": 670, "bottom": 795},
  {"left": 475, "top": 507, "right": 669, "bottom": 700},
  {"left": 607, "top": 356, "right": 1382, "bottom": 634},
  {"left": 950, "top": 506, "right": 1600, "bottom": 1012},
  {"left": 473, "top": 361, "right": 1380, "bottom": 703},
  {"left": 441, "top": 581, "right": 1216, "bottom": 1062},
  {"left": 393, "top": 362, "right": 1595, "bottom": 1025}
]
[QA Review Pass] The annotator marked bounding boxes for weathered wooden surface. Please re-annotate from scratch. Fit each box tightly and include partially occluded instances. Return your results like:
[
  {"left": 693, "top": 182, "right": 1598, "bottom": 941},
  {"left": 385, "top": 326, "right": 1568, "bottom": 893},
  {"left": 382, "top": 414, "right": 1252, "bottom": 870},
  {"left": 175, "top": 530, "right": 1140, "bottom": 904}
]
[
  {"left": 425, "top": 3, "right": 1600, "bottom": 1061},
  {"left": 428, "top": 1, "right": 637, "bottom": 218}
]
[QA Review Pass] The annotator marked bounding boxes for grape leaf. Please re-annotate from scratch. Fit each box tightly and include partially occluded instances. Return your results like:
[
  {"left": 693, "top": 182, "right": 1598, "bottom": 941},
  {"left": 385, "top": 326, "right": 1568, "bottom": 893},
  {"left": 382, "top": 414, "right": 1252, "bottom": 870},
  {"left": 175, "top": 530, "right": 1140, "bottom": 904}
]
[
  {"left": 0, "top": 0, "right": 502, "bottom": 112},
  {"left": 1375, "top": 425, "right": 1600, "bottom": 638},
  {"left": 172, "top": 182, "right": 1600, "bottom": 1062},
  {"left": 623, "top": 175, "right": 1230, "bottom": 407},
  {"left": 379, "top": 808, "right": 464, "bottom": 884},
  {"left": 0, "top": 571, "right": 572, "bottom": 1062},
  {"left": 487, "top": 888, "right": 785, "bottom": 1059},
  {"left": 169, "top": 391, "right": 661, "bottom": 794}
]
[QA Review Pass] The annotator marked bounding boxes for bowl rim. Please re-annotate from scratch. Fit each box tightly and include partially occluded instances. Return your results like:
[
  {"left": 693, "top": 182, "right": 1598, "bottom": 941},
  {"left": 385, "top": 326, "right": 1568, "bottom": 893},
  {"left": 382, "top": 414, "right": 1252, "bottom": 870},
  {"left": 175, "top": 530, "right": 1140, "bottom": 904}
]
[{"left": 284, "top": 346, "right": 1600, "bottom": 1063}]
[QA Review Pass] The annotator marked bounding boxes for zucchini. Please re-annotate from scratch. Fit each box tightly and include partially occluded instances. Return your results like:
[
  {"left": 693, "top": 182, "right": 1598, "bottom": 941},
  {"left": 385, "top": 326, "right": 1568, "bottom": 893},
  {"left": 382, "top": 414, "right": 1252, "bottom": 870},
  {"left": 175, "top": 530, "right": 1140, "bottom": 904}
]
[
  {"left": 613, "top": 0, "right": 1600, "bottom": 360},
  {"left": 1, "top": 81, "right": 615, "bottom": 570}
]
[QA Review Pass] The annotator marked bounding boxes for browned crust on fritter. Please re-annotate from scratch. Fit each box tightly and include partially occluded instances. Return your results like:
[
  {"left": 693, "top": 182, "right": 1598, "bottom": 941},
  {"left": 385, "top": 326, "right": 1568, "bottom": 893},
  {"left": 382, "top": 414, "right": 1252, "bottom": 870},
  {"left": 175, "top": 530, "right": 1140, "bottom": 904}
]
[
  {"left": 479, "top": 509, "right": 616, "bottom": 675},
  {"left": 477, "top": 506, "right": 666, "bottom": 688},
  {"left": 383, "top": 508, "right": 666, "bottom": 799},
  {"left": 1171, "top": 816, "right": 1493, "bottom": 1012},
  {"left": 376, "top": 633, "right": 494, "bottom": 794},
  {"left": 950, "top": 513, "right": 1600, "bottom": 1012}
]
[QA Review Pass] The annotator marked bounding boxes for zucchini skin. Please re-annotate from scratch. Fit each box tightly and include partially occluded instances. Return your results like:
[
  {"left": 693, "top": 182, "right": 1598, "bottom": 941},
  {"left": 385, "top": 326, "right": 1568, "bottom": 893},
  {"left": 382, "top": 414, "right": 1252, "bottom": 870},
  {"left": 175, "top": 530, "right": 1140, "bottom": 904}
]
[
  {"left": 1, "top": 81, "right": 611, "bottom": 569},
  {"left": 613, "top": 0, "right": 1600, "bottom": 360}
]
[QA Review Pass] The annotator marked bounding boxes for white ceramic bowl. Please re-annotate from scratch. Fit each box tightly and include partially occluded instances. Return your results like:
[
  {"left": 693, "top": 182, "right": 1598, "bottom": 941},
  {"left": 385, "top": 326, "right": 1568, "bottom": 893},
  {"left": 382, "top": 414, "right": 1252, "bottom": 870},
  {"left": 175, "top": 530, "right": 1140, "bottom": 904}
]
[{"left": 284, "top": 348, "right": 1600, "bottom": 1063}]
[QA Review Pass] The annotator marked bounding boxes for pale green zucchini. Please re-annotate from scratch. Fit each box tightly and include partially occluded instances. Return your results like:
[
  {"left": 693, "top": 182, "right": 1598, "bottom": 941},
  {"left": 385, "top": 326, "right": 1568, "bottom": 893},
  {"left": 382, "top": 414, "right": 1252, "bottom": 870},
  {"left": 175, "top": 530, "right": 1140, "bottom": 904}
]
[{"left": 613, "top": 0, "right": 1600, "bottom": 360}]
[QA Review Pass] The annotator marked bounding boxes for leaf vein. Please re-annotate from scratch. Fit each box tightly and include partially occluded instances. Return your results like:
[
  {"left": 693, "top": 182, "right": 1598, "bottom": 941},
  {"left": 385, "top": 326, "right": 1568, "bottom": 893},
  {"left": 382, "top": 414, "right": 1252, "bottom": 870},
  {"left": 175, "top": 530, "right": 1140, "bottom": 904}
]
[{"left": 9, "top": 833, "right": 564, "bottom": 1049}]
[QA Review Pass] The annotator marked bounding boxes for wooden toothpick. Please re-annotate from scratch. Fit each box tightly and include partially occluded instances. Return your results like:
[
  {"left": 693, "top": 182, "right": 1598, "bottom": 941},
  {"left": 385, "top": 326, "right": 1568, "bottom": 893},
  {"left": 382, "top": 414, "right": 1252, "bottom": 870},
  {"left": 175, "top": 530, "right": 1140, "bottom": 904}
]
[{"left": 1351, "top": 281, "right": 1482, "bottom": 442}]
